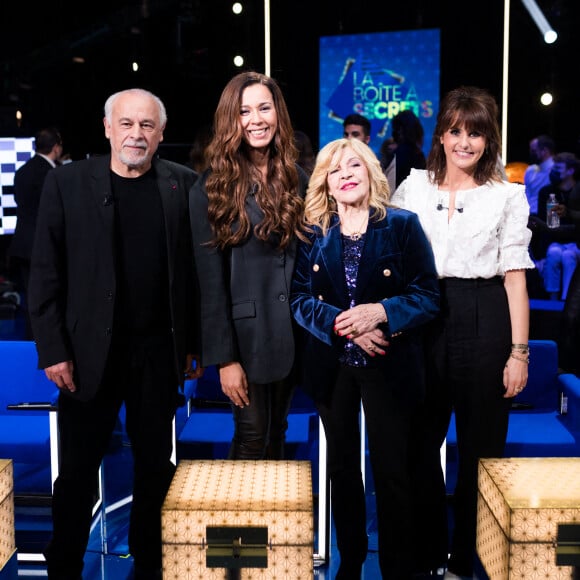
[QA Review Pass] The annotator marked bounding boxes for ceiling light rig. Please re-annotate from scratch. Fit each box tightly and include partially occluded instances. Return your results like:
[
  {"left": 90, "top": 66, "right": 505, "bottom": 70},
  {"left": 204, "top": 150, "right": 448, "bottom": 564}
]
[
  {"left": 231, "top": 3, "right": 245, "bottom": 69},
  {"left": 521, "top": 0, "right": 558, "bottom": 44},
  {"left": 501, "top": 0, "right": 558, "bottom": 162}
]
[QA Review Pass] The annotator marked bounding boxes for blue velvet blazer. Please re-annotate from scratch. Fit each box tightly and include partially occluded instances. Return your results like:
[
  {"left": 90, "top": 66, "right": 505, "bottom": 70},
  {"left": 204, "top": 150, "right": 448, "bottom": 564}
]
[{"left": 290, "top": 208, "right": 440, "bottom": 404}]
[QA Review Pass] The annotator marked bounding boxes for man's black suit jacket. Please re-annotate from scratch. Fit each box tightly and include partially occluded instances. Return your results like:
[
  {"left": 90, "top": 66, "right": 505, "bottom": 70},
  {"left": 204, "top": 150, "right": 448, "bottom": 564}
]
[
  {"left": 28, "top": 154, "right": 198, "bottom": 401},
  {"left": 9, "top": 154, "right": 55, "bottom": 260}
]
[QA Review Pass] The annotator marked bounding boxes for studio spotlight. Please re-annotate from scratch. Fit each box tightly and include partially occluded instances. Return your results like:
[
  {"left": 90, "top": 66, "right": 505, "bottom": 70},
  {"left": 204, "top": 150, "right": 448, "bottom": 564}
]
[
  {"left": 521, "top": 0, "right": 558, "bottom": 44},
  {"left": 233, "top": 55, "right": 244, "bottom": 67},
  {"left": 540, "top": 92, "right": 553, "bottom": 106}
]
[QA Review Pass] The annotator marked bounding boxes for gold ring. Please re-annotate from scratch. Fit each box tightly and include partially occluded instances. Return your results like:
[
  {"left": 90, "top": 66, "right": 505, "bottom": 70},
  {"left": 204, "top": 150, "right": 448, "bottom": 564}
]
[{"left": 351, "top": 326, "right": 358, "bottom": 334}]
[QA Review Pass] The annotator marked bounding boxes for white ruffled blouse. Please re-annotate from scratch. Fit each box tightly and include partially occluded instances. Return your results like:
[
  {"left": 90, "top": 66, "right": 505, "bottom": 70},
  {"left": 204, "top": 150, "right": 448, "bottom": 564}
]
[{"left": 391, "top": 169, "right": 535, "bottom": 279}]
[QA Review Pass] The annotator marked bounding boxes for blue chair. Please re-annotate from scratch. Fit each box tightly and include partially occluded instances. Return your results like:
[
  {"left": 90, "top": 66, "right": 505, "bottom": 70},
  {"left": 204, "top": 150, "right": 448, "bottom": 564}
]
[
  {"left": 0, "top": 341, "right": 110, "bottom": 562},
  {"left": 0, "top": 340, "right": 60, "bottom": 561},
  {"left": 557, "top": 373, "right": 580, "bottom": 436},
  {"left": 177, "top": 366, "right": 316, "bottom": 459},
  {"left": 446, "top": 340, "right": 580, "bottom": 491},
  {"left": 0, "top": 340, "right": 59, "bottom": 497}
]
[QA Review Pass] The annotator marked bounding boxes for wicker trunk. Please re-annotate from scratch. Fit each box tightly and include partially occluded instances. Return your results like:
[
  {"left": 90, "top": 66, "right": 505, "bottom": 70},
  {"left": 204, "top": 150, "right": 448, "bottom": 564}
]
[
  {"left": 162, "top": 459, "right": 314, "bottom": 579},
  {"left": 477, "top": 457, "right": 580, "bottom": 579}
]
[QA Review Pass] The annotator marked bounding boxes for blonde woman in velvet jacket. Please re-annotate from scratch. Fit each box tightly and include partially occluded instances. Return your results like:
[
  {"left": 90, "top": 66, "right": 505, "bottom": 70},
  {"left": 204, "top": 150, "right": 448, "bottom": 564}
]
[{"left": 290, "top": 137, "right": 439, "bottom": 579}]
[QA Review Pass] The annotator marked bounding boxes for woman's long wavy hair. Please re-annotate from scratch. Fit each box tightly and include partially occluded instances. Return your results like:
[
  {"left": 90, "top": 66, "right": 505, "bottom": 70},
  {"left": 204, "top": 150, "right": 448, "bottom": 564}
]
[
  {"left": 427, "top": 85, "right": 504, "bottom": 186},
  {"left": 205, "top": 71, "right": 303, "bottom": 250},
  {"left": 303, "top": 138, "right": 390, "bottom": 236}
]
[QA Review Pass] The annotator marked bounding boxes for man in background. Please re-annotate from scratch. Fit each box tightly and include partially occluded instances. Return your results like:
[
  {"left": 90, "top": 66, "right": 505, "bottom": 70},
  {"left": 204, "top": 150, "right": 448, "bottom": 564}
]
[
  {"left": 342, "top": 113, "right": 372, "bottom": 144},
  {"left": 8, "top": 127, "right": 62, "bottom": 338},
  {"left": 525, "top": 134, "right": 556, "bottom": 214}
]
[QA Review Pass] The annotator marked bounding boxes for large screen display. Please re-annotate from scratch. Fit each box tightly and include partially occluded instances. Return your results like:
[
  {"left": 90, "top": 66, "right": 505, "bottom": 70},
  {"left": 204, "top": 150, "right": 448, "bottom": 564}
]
[
  {"left": 319, "top": 28, "right": 440, "bottom": 159},
  {"left": 0, "top": 137, "right": 35, "bottom": 235}
]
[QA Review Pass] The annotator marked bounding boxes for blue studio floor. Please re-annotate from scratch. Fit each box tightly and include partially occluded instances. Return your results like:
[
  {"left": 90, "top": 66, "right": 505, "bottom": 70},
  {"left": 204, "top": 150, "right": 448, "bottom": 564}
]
[
  {"left": 2, "top": 309, "right": 488, "bottom": 579},
  {"left": 15, "top": 412, "right": 390, "bottom": 580},
  {"left": 12, "top": 427, "right": 491, "bottom": 579},
  {"left": 13, "top": 419, "right": 390, "bottom": 579}
]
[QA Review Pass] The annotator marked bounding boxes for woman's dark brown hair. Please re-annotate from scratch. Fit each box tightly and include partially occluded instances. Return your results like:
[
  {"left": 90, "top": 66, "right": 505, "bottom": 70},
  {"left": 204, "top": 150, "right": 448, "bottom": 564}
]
[
  {"left": 205, "top": 71, "right": 303, "bottom": 250},
  {"left": 427, "top": 86, "right": 503, "bottom": 186}
]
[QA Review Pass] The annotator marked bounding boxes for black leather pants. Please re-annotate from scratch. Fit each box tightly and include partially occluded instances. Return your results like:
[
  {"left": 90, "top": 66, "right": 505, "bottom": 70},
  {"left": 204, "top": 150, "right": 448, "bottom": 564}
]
[{"left": 228, "top": 377, "right": 295, "bottom": 459}]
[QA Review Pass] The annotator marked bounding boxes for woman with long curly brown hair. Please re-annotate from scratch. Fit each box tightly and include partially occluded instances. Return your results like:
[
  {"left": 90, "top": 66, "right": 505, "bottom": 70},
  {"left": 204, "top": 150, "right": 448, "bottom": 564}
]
[{"left": 189, "top": 71, "right": 308, "bottom": 459}]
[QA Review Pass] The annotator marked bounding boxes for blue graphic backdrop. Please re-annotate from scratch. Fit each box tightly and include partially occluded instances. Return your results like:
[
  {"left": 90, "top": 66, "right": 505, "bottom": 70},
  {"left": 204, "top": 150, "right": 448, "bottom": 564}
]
[{"left": 319, "top": 29, "right": 440, "bottom": 159}]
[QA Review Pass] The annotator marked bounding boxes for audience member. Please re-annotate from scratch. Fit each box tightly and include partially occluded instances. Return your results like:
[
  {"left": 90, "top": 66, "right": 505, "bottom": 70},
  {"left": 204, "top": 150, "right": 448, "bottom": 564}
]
[
  {"left": 381, "top": 109, "right": 427, "bottom": 189},
  {"left": 8, "top": 127, "right": 63, "bottom": 338},
  {"left": 524, "top": 134, "right": 555, "bottom": 214},
  {"left": 28, "top": 88, "right": 202, "bottom": 580},
  {"left": 342, "top": 113, "right": 372, "bottom": 145},
  {"left": 294, "top": 129, "right": 315, "bottom": 176},
  {"left": 189, "top": 71, "right": 308, "bottom": 459},
  {"left": 291, "top": 137, "right": 439, "bottom": 579},
  {"left": 186, "top": 124, "right": 212, "bottom": 173},
  {"left": 379, "top": 137, "right": 397, "bottom": 163},
  {"left": 536, "top": 152, "right": 580, "bottom": 300},
  {"left": 559, "top": 181, "right": 580, "bottom": 374},
  {"left": 379, "top": 137, "right": 398, "bottom": 193},
  {"left": 391, "top": 86, "right": 534, "bottom": 578}
]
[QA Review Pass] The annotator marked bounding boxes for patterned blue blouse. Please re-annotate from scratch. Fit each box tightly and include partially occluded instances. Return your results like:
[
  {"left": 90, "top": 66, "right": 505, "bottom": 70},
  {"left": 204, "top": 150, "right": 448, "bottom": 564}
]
[{"left": 339, "top": 234, "right": 368, "bottom": 367}]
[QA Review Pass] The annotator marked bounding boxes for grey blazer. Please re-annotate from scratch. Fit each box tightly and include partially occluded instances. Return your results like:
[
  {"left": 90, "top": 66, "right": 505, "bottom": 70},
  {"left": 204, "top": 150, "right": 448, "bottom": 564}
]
[{"left": 189, "top": 168, "right": 308, "bottom": 384}]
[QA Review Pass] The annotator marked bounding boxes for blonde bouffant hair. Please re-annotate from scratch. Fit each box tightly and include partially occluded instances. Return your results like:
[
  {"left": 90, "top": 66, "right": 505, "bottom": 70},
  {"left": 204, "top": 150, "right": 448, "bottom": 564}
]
[{"left": 302, "top": 138, "right": 391, "bottom": 236}]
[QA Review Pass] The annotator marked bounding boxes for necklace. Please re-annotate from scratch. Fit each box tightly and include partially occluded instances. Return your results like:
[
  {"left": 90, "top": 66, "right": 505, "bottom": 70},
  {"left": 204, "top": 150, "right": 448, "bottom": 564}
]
[{"left": 341, "top": 211, "right": 368, "bottom": 241}]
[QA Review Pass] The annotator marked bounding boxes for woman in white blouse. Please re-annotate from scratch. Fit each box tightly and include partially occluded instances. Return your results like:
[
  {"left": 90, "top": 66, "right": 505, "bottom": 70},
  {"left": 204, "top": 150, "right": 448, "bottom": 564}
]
[{"left": 391, "top": 86, "right": 535, "bottom": 580}]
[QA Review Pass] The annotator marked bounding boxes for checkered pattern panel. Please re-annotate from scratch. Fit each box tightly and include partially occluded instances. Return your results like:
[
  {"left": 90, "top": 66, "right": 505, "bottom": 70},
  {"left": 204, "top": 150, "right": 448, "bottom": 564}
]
[{"left": 0, "top": 137, "right": 35, "bottom": 235}]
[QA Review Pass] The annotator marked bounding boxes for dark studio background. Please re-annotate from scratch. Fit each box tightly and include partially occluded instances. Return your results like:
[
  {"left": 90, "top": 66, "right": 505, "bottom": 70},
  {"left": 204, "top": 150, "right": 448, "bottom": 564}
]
[{"left": 0, "top": 0, "right": 579, "bottom": 165}]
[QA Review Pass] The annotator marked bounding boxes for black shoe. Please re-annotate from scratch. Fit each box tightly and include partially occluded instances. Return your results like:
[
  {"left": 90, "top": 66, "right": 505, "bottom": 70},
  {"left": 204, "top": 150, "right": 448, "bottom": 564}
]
[
  {"left": 133, "top": 566, "right": 162, "bottom": 580},
  {"left": 335, "top": 562, "right": 363, "bottom": 579}
]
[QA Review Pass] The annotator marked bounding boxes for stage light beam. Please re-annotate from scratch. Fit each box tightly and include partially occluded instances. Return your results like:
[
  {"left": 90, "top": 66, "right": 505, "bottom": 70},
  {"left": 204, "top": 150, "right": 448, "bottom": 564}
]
[{"left": 521, "top": 0, "right": 558, "bottom": 44}]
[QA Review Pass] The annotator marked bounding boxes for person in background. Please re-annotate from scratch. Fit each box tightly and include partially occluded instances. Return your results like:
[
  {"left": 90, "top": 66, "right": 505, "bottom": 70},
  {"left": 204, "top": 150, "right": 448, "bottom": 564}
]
[
  {"left": 559, "top": 180, "right": 580, "bottom": 374},
  {"left": 535, "top": 152, "right": 580, "bottom": 300},
  {"left": 189, "top": 71, "right": 308, "bottom": 460},
  {"left": 8, "top": 126, "right": 63, "bottom": 338},
  {"left": 381, "top": 109, "right": 427, "bottom": 189},
  {"left": 391, "top": 86, "right": 535, "bottom": 579},
  {"left": 28, "top": 88, "right": 202, "bottom": 580},
  {"left": 294, "top": 129, "right": 316, "bottom": 176},
  {"left": 186, "top": 123, "right": 212, "bottom": 173},
  {"left": 524, "top": 134, "right": 556, "bottom": 214},
  {"left": 291, "top": 137, "right": 439, "bottom": 579},
  {"left": 343, "top": 113, "right": 372, "bottom": 145}
]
